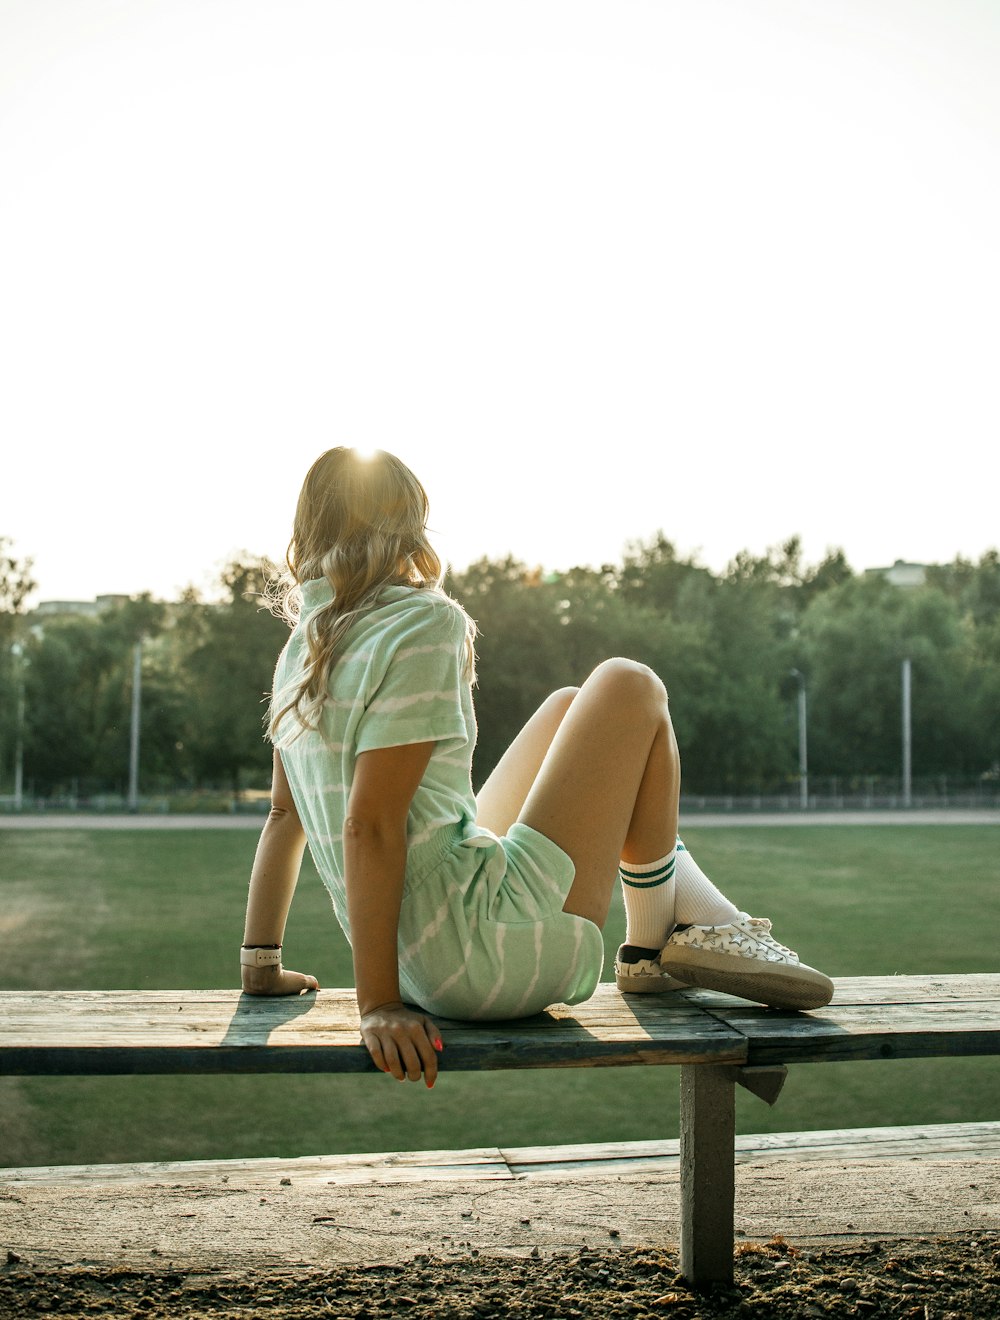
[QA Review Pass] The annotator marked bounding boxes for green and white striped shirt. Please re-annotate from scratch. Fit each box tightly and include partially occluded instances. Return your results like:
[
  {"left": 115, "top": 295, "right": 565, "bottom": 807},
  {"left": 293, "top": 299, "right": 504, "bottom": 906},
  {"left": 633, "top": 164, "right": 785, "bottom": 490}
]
[{"left": 272, "top": 579, "right": 483, "bottom": 942}]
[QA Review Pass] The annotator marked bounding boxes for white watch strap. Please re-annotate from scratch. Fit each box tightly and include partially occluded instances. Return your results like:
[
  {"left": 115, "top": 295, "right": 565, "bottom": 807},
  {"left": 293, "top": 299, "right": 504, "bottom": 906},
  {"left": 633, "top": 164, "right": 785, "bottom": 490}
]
[{"left": 241, "top": 947, "right": 282, "bottom": 968}]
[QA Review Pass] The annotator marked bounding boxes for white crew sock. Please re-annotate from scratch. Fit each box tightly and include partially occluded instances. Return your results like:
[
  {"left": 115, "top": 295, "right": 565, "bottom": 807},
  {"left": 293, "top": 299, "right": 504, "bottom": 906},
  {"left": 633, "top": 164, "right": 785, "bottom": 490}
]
[
  {"left": 673, "top": 838, "right": 739, "bottom": 927},
  {"left": 619, "top": 848, "right": 677, "bottom": 949}
]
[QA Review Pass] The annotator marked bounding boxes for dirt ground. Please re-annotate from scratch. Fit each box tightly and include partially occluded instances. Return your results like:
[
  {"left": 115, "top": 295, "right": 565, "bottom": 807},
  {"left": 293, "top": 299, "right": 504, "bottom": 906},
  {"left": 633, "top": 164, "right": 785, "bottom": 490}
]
[
  {"left": 3, "top": 1154, "right": 998, "bottom": 1318},
  {"left": 2, "top": 1234, "right": 999, "bottom": 1319}
]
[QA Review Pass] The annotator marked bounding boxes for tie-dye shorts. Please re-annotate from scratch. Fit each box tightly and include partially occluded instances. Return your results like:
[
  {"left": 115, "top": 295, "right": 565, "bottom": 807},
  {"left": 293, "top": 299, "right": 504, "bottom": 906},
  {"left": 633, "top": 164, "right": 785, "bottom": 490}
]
[{"left": 396, "top": 821, "right": 604, "bottom": 1020}]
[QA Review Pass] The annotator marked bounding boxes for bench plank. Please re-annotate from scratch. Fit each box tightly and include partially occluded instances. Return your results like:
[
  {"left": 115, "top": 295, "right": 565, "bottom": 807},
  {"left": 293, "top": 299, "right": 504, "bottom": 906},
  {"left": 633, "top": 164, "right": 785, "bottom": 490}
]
[
  {"left": 686, "top": 974, "right": 1000, "bottom": 1064},
  {"left": 4, "top": 977, "right": 1000, "bottom": 1075},
  {"left": 0, "top": 984, "right": 748, "bottom": 1076},
  {"left": 504, "top": 1120, "right": 1000, "bottom": 1175},
  {"left": 5, "top": 1122, "right": 1000, "bottom": 1187}
]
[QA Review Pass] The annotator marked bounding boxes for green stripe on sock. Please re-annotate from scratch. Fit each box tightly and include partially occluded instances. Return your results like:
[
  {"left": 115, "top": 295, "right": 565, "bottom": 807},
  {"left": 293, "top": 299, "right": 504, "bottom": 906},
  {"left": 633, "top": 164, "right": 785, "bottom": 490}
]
[
  {"left": 620, "top": 860, "right": 676, "bottom": 888},
  {"left": 620, "top": 857, "right": 676, "bottom": 878}
]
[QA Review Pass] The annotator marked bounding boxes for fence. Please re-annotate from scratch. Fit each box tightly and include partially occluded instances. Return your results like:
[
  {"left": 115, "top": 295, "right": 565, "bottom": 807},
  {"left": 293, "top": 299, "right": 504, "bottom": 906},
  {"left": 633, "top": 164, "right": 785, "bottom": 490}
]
[{"left": 2, "top": 775, "right": 998, "bottom": 816}]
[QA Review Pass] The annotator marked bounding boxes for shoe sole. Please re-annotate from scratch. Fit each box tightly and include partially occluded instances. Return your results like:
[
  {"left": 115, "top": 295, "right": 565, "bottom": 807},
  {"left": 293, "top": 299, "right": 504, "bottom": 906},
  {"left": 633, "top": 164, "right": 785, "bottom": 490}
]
[
  {"left": 659, "top": 948, "right": 834, "bottom": 1011},
  {"left": 615, "top": 970, "right": 687, "bottom": 993}
]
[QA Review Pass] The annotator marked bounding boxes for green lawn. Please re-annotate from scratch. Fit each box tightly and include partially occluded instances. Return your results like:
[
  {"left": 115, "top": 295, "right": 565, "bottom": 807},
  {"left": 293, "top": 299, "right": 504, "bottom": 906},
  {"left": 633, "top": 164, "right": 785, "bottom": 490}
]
[{"left": 1, "top": 825, "right": 997, "bottom": 1168}]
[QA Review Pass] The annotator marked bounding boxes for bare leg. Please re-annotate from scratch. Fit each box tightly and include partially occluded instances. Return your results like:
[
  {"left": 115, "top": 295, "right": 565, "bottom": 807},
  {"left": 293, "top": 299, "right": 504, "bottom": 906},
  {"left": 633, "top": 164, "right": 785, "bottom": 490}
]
[
  {"left": 477, "top": 664, "right": 833, "bottom": 1011},
  {"left": 516, "top": 659, "right": 680, "bottom": 929},
  {"left": 476, "top": 688, "right": 579, "bottom": 835}
]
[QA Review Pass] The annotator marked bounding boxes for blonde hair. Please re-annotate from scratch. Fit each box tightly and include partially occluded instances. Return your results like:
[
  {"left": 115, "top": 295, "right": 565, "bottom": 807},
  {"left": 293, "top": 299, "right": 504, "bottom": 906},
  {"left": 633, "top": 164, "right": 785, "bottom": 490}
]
[{"left": 268, "top": 447, "right": 475, "bottom": 740}]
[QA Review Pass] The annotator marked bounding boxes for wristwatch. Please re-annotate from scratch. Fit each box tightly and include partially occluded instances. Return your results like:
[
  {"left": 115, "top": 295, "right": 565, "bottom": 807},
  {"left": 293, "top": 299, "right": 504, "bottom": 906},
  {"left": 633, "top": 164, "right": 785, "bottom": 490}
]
[{"left": 240, "top": 944, "right": 282, "bottom": 968}]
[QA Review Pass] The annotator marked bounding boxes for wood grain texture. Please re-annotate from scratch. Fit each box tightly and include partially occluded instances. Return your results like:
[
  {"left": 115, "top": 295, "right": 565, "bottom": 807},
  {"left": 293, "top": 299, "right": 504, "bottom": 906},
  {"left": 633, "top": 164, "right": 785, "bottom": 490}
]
[
  {"left": 4, "top": 1122, "right": 1000, "bottom": 1187},
  {"left": 689, "top": 974, "right": 1000, "bottom": 1064},
  {"left": 0, "top": 983, "right": 747, "bottom": 1076},
  {"left": 2, "top": 975, "right": 998, "bottom": 1075},
  {"left": 680, "top": 1064, "right": 735, "bottom": 1283}
]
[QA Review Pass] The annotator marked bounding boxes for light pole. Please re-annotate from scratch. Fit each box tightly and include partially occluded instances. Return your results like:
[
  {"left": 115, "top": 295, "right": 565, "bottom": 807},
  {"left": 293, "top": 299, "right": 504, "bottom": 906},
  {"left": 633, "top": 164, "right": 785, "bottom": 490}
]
[
  {"left": 901, "top": 656, "right": 912, "bottom": 808},
  {"left": 127, "top": 637, "right": 142, "bottom": 812},
  {"left": 11, "top": 641, "right": 25, "bottom": 811},
  {"left": 790, "top": 668, "right": 808, "bottom": 810}
]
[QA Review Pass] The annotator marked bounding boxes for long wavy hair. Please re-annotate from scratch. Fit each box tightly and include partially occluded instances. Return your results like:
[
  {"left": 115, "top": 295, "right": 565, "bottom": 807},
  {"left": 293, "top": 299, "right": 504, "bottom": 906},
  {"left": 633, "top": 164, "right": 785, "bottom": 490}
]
[{"left": 268, "top": 447, "right": 475, "bottom": 740}]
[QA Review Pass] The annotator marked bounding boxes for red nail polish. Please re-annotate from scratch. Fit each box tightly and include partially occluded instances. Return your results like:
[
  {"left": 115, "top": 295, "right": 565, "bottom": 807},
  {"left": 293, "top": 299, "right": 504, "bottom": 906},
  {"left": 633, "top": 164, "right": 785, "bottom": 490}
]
[{"left": 434, "top": 1038, "right": 444, "bottom": 1051}]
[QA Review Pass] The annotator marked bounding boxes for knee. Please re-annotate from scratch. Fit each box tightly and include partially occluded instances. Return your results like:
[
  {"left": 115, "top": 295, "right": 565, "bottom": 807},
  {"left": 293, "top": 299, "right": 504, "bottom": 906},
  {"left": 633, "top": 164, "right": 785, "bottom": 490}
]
[
  {"left": 545, "top": 686, "right": 580, "bottom": 719},
  {"left": 589, "top": 657, "right": 667, "bottom": 706}
]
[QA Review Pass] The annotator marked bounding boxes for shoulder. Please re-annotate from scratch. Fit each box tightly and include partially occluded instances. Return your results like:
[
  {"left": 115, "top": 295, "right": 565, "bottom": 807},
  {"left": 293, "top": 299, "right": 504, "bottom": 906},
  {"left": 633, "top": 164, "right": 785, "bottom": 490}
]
[{"left": 371, "top": 588, "right": 470, "bottom": 646}]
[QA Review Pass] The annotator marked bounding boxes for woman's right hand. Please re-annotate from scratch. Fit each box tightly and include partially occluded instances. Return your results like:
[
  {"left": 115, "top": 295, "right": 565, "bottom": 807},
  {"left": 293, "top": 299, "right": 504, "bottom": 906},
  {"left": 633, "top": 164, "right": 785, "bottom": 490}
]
[
  {"left": 360, "top": 1001, "right": 443, "bottom": 1089},
  {"left": 241, "top": 962, "right": 320, "bottom": 997}
]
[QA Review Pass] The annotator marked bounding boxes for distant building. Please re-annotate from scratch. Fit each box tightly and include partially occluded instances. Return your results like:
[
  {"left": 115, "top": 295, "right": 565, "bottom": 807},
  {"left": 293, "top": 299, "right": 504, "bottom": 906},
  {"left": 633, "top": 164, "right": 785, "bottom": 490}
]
[
  {"left": 32, "top": 594, "right": 131, "bottom": 619},
  {"left": 866, "top": 560, "right": 927, "bottom": 588}
]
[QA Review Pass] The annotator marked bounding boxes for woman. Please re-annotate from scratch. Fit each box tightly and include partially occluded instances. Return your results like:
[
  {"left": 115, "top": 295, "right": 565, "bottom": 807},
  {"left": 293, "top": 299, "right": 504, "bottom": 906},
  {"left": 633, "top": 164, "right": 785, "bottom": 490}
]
[{"left": 241, "top": 448, "right": 832, "bottom": 1088}]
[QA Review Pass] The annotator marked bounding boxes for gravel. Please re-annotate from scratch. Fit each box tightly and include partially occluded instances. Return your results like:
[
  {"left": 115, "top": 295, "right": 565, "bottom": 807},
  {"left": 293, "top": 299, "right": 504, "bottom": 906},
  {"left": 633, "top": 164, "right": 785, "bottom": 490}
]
[{"left": 3, "top": 1234, "right": 998, "bottom": 1318}]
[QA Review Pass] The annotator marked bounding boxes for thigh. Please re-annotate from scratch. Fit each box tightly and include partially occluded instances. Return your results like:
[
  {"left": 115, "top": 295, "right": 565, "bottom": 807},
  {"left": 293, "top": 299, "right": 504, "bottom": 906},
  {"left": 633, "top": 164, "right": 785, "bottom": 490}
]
[
  {"left": 476, "top": 688, "right": 578, "bottom": 835},
  {"left": 517, "top": 660, "right": 678, "bottom": 928}
]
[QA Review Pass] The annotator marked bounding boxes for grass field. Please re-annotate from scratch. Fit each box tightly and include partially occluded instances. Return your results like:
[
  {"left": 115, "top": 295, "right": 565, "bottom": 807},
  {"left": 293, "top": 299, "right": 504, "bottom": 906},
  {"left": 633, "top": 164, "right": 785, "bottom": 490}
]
[{"left": 1, "top": 825, "right": 997, "bottom": 1168}]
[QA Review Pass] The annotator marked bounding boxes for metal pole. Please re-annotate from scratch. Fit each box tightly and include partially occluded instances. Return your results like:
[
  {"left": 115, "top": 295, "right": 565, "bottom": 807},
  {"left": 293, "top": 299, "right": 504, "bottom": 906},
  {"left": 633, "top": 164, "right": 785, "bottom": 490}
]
[
  {"left": 12, "top": 642, "right": 25, "bottom": 811},
  {"left": 797, "top": 677, "right": 808, "bottom": 809},
  {"left": 127, "top": 638, "right": 142, "bottom": 812},
  {"left": 901, "top": 657, "right": 912, "bottom": 808},
  {"left": 790, "top": 669, "right": 808, "bottom": 809}
]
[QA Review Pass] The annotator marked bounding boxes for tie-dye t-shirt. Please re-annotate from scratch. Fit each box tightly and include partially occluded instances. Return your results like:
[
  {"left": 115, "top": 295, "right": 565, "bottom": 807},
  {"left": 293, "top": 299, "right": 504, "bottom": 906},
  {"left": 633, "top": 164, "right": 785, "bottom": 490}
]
[
  {"left": 271, "top": 580, "right": 484, "bottom": 936},
  {"left": 272, "top": 578, "right": 604, "bottom": 1019}
]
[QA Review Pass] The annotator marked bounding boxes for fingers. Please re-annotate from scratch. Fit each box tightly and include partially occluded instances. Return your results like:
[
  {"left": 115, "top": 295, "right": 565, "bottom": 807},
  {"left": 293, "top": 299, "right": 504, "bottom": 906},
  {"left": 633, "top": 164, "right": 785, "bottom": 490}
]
[
  {"left": 364, "top": 1032, "right": 392, "bottom": 1078},
  {"left": 424, "top": 1016, "right": 444, "bottom": 1056},
  {"left": 241, "top": 962, "right": 320, "bottom": 997},
  {"left": 282, "top": 969, "right": 320, "bottom": 996},
  {"left": 362, "top": 1011, "right": 443, "bottom": 1088},
  {"left": 370, "top": 1033, "right": 433, "bottom": 1086}
]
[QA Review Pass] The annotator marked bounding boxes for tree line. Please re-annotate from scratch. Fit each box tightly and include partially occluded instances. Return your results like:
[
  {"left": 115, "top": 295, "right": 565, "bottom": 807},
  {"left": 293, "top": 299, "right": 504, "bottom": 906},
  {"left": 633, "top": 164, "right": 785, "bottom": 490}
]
[{"left": 1, "top": 534, "right": 998, "bottom": 802}]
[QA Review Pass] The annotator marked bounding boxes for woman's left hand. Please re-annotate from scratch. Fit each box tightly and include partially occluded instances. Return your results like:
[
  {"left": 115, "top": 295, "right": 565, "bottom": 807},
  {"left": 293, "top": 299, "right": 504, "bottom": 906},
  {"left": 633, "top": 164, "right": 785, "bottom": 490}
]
[
  {"left": 241, "top": 963, "right": 320, "bottom": 996},
  {"left": 360, "top": 1001, "right": 443, "bottom": 1088}
]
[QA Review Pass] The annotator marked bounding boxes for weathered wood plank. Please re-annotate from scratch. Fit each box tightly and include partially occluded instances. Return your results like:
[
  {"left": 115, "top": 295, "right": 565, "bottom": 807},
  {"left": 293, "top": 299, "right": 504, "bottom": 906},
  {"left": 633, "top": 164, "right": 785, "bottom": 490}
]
[
  {"left": 829, "top": 973, "right": 1000, "bottom": 1003},
  {"left": 505, "top": 1121, "right": 1000, "bottom": 1174},
  {"left": 708, "top": 1004, "right": 1000, "bottom": 1064},
  {"left": 684, "top": 974, "right": 1000, "bottom": 1063},
  {"left": 5, "top": 1122, "right": 1000, "bottom": 1187},
  {"left": 3, "top": 976, "right": 999, "bottom": 1075},
  {"left": 0, "top": 984, "right": 748, "bottom": 1075},
  {"left": 680, "top": 1064, "right": 736, "bottom": 1285},
  {"left": 0, "top": 1146, "right": 515, "bottom": 1187},
  {"left": 687, "top": 972, "right": 1000, "bottom": 1010}
]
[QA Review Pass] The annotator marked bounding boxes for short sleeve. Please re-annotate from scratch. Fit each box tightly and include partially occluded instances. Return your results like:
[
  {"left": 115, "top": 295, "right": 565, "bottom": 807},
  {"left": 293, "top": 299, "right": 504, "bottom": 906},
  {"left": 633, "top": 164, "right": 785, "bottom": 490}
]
[{"left": 354, "top": 600, "right": 470, "bottom": 754}]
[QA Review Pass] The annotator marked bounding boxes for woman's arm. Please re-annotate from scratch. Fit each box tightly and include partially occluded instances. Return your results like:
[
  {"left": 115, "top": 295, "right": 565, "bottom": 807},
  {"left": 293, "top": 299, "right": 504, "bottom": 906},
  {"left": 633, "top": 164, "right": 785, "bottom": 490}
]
[
  {"left": 241, "top": 749, "right": 320, "bottom": 996},
  {"left": 345, "top": 741, "right": 442, "bottom": 1088}
]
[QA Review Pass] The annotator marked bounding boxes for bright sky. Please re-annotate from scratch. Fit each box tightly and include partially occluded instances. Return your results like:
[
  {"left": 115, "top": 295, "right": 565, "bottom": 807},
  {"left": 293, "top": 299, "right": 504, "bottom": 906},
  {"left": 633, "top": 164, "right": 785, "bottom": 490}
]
[{"left": 2, "top": 0, "right": 998, "bottom": 604}]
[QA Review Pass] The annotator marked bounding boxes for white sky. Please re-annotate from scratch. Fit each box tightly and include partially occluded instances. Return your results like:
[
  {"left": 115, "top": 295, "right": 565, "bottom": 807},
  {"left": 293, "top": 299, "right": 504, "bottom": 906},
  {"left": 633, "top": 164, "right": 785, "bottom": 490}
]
[{"left": 2, "top": 0, "right": 998, "bottom": 604}]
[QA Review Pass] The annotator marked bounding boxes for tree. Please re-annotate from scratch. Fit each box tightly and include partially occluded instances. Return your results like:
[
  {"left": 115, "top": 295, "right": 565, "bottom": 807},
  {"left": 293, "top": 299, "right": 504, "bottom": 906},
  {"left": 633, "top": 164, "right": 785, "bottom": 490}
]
[
  {"left": 927, "top": 552, "right": 1000, "bottom": 776},
  {"left": 448, "top": 557, "right": 574, "bottom": 783},
  {"left": 172, "top": 557, "right": 289, "bottom": 790},
  {"left": 614, "top": 533, "right": 712, "bottom": 614},
  {"left": 19, "top": 595, "right": 182, "bottom": 797},
  {"left": 799, "top": 575, "right": 981, "bottom": 781}
]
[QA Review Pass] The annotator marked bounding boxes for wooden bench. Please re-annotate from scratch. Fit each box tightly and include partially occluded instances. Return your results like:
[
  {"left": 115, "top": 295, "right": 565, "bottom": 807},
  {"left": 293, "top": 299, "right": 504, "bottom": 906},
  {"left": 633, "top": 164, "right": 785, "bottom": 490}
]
[{"left": 2, "top": 973, "right": 998, "bottom": 1286}]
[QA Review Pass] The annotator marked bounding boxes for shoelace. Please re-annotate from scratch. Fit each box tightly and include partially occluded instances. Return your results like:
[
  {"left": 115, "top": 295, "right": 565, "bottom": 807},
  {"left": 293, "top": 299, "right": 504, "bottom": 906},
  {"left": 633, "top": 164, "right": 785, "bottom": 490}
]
[{"left": 744, "top": 916, "right": 797, "bottom": 959}]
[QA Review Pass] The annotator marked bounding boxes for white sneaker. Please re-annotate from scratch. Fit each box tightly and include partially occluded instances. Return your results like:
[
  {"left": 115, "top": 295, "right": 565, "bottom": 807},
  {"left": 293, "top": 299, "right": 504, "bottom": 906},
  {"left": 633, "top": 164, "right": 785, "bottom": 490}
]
[
  {"left": 614, "top": 943, "right": 686, "bottom": 993},
  {"left": 658, "top": 913, "right": 834, "bottom": 1010}
]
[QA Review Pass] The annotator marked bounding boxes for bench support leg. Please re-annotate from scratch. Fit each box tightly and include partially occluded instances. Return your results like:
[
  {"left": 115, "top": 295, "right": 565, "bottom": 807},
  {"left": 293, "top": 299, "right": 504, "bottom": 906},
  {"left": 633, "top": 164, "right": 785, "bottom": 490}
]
[{"left": 679, "top": 1063, "right": 735, "bottom": 1287}]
